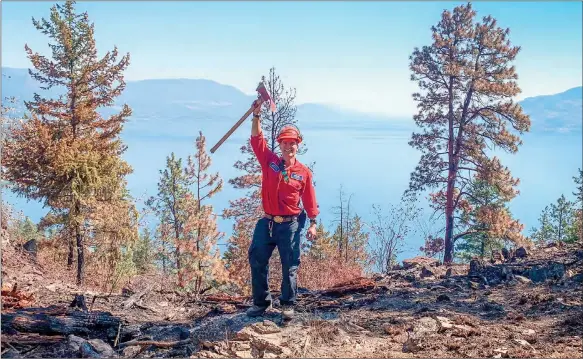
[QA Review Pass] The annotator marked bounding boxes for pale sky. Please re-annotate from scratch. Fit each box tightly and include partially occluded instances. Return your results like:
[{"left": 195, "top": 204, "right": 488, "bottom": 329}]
[{"left": 2, "top": 1, "right": 582, "bottom": 118}]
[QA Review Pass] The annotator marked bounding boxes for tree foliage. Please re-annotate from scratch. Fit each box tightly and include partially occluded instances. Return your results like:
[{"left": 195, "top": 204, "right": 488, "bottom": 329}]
[
  {"left": 406, "top": 2, "right": 530, "bottom": 263},
  {"left": 455, "top": 178, "right": 524, "bottom": 261},
  {"left": 2, "top": 0, "right": 134, "bottom": 285},
  {"left": 530, "top": 169, "right": 582, "bottom": 244},
  {"left": 147, "top": 132, "right": 225, "bottom": 293}
]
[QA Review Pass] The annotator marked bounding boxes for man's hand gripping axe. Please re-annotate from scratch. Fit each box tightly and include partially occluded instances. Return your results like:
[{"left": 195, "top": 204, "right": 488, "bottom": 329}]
[{"left": 210, "top": 82, "right": 273, "bottom": 154}]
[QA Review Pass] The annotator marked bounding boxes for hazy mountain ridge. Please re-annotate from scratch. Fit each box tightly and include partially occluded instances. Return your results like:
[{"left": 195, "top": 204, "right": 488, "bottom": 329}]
[{"left": 4, "top": 66, "right": 580, "bottom": 134}]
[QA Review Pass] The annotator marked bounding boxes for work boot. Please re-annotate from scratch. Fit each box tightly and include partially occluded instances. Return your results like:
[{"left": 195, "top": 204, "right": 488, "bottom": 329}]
[
  {"left": 281, "top": 305, "right": 294, "bottom": 320},
  {"left": 246, "top": 304, "right": 269, "bottom": 317}
]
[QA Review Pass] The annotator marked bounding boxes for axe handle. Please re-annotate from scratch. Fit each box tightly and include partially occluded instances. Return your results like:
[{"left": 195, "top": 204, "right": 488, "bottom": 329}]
[{"left": 210, "top": 100, "right": 263, "bottom": 153}]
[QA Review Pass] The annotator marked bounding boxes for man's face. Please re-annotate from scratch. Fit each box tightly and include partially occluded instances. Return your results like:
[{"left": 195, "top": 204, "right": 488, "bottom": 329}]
[{"left": 280, "top": 139, "right": 298, "bottom": 161}]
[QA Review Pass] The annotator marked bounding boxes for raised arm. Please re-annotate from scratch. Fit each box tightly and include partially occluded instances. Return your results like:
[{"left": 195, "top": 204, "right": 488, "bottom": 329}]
[{"left": 250, "top": 100, "right": 273, "bottom": 166}]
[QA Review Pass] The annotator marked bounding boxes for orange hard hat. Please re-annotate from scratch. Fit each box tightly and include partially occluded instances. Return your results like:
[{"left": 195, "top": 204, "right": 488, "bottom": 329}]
[{"left": 277, "top": 126, "right": 303, "bottom": 144}]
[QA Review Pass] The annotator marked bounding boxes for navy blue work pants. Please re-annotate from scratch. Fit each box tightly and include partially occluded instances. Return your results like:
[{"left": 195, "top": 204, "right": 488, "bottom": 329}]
[{"left": 248, "top": 211, "right": 306, "bottom": 307}]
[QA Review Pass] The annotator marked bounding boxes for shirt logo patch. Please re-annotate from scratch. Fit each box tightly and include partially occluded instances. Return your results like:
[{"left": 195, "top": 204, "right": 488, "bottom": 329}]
[
  {"left": 290, "top": 173, "right": 303, "bottom": 181},
  {"left": 269, "top": 162, "right": 281, "bottom": 173}
]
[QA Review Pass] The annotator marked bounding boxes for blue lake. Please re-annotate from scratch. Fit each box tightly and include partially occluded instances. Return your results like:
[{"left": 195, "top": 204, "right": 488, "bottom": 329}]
[{"left": 3, "top": 117, "right": 581, "bottom": 263}]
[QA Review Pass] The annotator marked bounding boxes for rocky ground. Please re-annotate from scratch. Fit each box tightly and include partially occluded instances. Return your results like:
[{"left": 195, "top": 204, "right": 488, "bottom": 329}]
[{"left": 1, "top": 241, "right": 582, "bottom": 358}]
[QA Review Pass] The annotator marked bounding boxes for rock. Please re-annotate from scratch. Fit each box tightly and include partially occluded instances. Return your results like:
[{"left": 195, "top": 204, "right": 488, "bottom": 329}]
[
  {"left": 68, "top": 335, "right": 87, "bottom": 353},
  {"left": 402, "top": 257, "right": 439, "bottom": 269},
  {"left": 513, "top": 338, "right": 532, "bottom": 347},
  {"left": 482, "top": 300, "right": 504, "bottom": 312},
  {"left": 469, "top": 281, "right": 479, "bottom": 290},
  {"left": 527, "top": 263, "right": 566, "bottom": 283},
  {"left": 436, "top": 294, "right": 451, "bottom": 302},
  {"left": 86, "top": 339, "right": 116, "bottom": 358},
  {"left": 1, "top": 349, "right": 21, "bottom": 358},
  {"left": 23, "top": 239, "right": 37, "bottom": 257},
  {"left": 121, "top": 346, "right": 142, "bottom": 357},
  {"left": 469, "top": 258, "right": 485, "bottom": 277},
  {"left": 254, "top": 320, "right": 281, "bottom": 335},
  {"left": 197, "top": 351, "right": 224, "bottom": 358},
  {"left": 501, "top": 248, "right": 511, "bottom": 261},
  {"left": 451, "top": 324, "right": 479, "bottom": 337},
  {"left": 571, "top": 273, "right": 583, "bottom": 283},
  {"left": 121, "top": 287, "right": 134, "bottom": 296},
  {"left": 501, "top": 266, "right": 514, "bottom": 281},
  {"left": 434, "top": 316, "right": 453, "bottom": 332},
  {"left": 45, "top": 283, "right": 61, "bottom": 292},
  {"left": 491, "top": 250, "right": 504, "bottom": 263},
  {"left": 515, "top": 275, "right": 531, "bottom": 284},
  {"left": 430, "top": 285, "right": 447, "bottom": 291},
  {"left": 515, "top": 247, "right": 528, "bottom": 258},
  {"left": 403, "top": 274, "right": 417, "bottom": 282},
  {"left": 420, "top": 266, "right": 435, "bottom": 278},
  {"left": 236, "top": 321, "right": 286, "bottom": 356},
  {"left": 489, "top": 278, "right": 501, "bottom": 286},
  {"left": 80, "top": 342, "right": 102, "bottom": 358},
  {"left": 402, "top": 317, "right": 438, "bottom": 353},
  {"left": 71, "top": 336, "right": 117, "bottom": 358}
]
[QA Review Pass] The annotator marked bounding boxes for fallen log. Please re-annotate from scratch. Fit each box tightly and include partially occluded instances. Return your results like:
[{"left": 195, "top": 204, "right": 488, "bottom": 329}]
[
  {"left": 1, "top": 333, "right": 66, "bottom": 344},
  {"left": 200, "top": 293, "right": 248, "bottom": 304},
  {"left": 1, "top": 306, "right": 121, "bottom": 336},
  {"left": 118, "top": 338, "right": 192, "bottom": 349},
  {"left": 317, "top": 277, "right": 377, "bottom": 297}
]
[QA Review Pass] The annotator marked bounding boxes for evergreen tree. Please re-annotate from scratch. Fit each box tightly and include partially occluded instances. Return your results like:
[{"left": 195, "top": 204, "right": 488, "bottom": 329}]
[
  {"left": 2, "top": 0, "right": 133, "bottom": 285},
  {"left": 406, "top": 3, "right": 530, "bottom": 263}
]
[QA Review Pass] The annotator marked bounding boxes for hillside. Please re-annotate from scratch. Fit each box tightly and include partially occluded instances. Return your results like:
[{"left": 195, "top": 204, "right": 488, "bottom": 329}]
[
  {"left": 3, "top": 67, "right": 581, "bottom": 134},
  {"left": 520, "top": 87, "right": 583, "bottom": 133},
  {"left": 2, "top": 235, "right": 582, "bottom": 358},
  {"left": 1, "top": 67, "right": 402, "bottom": 136}
]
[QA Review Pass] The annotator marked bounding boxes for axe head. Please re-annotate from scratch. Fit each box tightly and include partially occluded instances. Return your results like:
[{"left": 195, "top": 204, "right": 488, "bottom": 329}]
[{"left": 256, "top": 82, "right": 272, "bottom": 102}]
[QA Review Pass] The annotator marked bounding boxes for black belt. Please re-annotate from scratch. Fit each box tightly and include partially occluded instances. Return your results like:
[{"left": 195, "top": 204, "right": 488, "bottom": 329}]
[{"left": 264, "top": 213, "right": 298, "bottom": 223}]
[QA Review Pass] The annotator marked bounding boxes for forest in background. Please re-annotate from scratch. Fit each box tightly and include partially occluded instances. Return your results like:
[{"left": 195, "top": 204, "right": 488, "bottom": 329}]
[{"left": 1, "top": 1, "right": 581, "bottom": 297}]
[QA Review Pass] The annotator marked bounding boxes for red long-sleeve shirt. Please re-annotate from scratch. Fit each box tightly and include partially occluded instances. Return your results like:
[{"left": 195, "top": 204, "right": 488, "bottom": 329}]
[{"left": 250, "top": 131, "right": 319, "bottom": 219}]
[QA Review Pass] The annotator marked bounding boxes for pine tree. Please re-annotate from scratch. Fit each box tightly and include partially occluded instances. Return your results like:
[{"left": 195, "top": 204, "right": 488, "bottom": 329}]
[
  {"left": 530, "top": 206, "right": 554, "bottom": 245},
  {"left": 406, "top": 3, "right": 530, "bottom": 263},
  {"left": 148, "top": 134, "right": 225, "bottom": 292},
  {"left": 133, "top": 228, "right": 154, "bottom": 274},
  {"left": 548, "top": 195, "right": 574, "bottom": 242},
  {"left": 455, "top": 178, "right": 525, "bottom": 261},
  {"left": 2, "top": 0, "right": 133, "bottom": 285},
  {"left": 147, "top": 153, "right": 191, "bottom": 287},
  {"left": 182, "top": 132, "right": 226, "bottom": 295},
  {"left": 568, "top": 169, "right": 582, "bottom": 242}
]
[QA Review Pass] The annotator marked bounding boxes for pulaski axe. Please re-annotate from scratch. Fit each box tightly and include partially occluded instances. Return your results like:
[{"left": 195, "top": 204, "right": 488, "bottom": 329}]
[{"left": 210, "top": 82, "right": 275, "bottom": 154}]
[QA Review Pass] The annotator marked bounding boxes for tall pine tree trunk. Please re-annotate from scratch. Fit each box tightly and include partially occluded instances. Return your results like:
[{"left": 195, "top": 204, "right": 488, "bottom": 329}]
[
  {"left": 67, "top": 237, "right": 74, "bottom": 269},
  {"left": 444, "top": 85, "right": 456, "bottom": 264},
  {"left": 76, "top": 224, "right": 84, "bottom": 286},
  {"left": 175, "top": 227, "right": 183, "bottom": 288}
]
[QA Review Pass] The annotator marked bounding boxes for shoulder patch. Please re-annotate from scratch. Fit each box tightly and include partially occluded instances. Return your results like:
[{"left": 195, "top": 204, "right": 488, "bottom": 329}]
[
  {"left": 269, "top": 162, "right": 281, "bottom": 173},
  {"left": 290, "top": 172, "right": 304, "bottom": 181}
]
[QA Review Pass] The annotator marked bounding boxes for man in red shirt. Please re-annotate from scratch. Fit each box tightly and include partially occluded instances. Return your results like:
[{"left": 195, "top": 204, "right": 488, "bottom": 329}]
[{"left": 246, "top": 100, "right": 319, "bottom": 320}]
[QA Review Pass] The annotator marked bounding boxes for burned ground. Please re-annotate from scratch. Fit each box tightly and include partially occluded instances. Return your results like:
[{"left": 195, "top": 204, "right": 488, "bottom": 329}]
[{"left": 2, "top": 241, "right": 582, "bottom": 358}]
